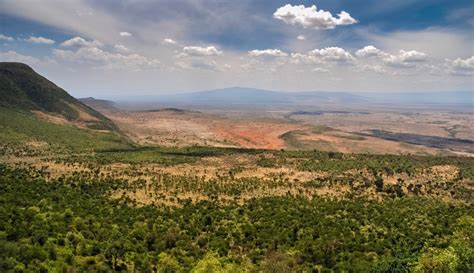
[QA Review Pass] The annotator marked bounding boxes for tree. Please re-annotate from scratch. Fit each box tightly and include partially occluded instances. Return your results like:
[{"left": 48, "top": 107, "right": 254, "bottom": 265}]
[
  {"left": 375, "top": 177, "right": 384, "bottom": 192},
  {"left": 413, "top": 247, "right": 459, "bottom": 273},
  {"left": 156, "top": 252, "right": 183, "bottom": 273},
  {"left": 262, "top": 250, "right": 296, "bottom": 273},
  {"left": 192, "top": 252, "right": 225, "bottom": 273}
]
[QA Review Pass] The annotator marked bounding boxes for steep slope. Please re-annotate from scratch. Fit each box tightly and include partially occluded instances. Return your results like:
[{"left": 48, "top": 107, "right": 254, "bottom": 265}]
[
  {"left": 0, "top": 107, "right": 131, "bottom": 155},
  {"left": 0, "top": 62, "right": 131, "bottom": 155},
  {"left": 0, "top": 62, "right": 116, "bottom": 130}
]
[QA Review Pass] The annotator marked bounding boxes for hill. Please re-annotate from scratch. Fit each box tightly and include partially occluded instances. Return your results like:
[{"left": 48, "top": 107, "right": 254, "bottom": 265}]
[
  {"left": 0, "top": 62, "right": 131, "bottom": 155},
  {"left": 0, "top": 62, "right": 116, "bottom": 130},
  {"left": 79, "top": 97, "right": 119, "bottom": 112},
  {"left": 113, "top": 87, "right": 472, "bottom": 110}
]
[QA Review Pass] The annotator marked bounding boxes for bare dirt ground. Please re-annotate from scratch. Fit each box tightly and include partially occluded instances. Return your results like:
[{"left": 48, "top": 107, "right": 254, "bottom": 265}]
[
  {"left": 101, "top": 108, "right": 301, "bottom": 149},
  {"left": 290, "top": 111, "right": 474, "bottom": 141},
  {"left": 91, "top": 105, "right": 473, "bottom": 156},
  {"left": 288, "top": 110, "right": 474, "bottom": 155}
]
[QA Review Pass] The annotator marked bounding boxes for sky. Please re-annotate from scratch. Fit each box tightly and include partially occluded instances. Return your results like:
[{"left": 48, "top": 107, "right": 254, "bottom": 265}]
[{"left": 0, "top": 0, "right": 473, "bottom": 97}]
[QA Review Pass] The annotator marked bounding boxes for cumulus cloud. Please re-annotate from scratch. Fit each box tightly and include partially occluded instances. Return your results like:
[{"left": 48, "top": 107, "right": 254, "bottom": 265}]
[
  {"left": 384, "top": 50, "right": 428, "bottom": 67},
  {"left": 450, "top": 56, "right": 474, "bottom": 75},
  {"left": 355, "top": 45, "right": 385, "bottom": 58},
  {"left": 273, "top": 4, "right": 357, "bottom": 29},
  {"left": 0, "top": 34, "right": 14, "bottom": 41},
  {"left": 163, "top": 38, "right": 178, "bottom": 45},
  {"left": 248, "top": 49, "right": 288, "bottom": 57},
  {"left": 297, "top": 35, "right": 306, "bottom": 40},
  {"left": 182, "top": 46, "right": 223, "bottom": 56},
  {"left": 61, "top": 36, "right": 103, "bottom": 48},
  {"left": 0, "top": 50, "right": 40, "bottom": 64},
  {"left": 288, "top": 47, "right": 355, "bottom": 68},
  {"left": 309, "top": 47, "right": 355, "bottom": 63},
  {"left": 359, "top": 64, "right": 386, "bottom": 73},
  {"left": 25, "top": 36, "right": 55, "bottom": 44},
  {"left": 119, "top": 32, "right": 132, "bottom": 37},
  {"left": 290, "top": 52, "right": 322, "bottom": 65},
  {"left": 114, "top": 44, "right": 129, "bottom": 52},
  {"left": 396, "top": 50, "right": 428, "bottom": 62},
  {"left": 53, "top": 46, "right": 160, "bottom": 71},
  {"left": 175, "top": 59, "right": 221, "bottom": 71},
  {"left": 451, "top": 56, "right": 474, "bottom": 71},
  {"left": 355, "top": 46, "right": 429, "bottom": 69}
]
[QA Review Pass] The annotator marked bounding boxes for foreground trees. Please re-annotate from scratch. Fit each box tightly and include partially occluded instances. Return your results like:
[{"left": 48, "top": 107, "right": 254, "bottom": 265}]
[{"left": 0, "top": 163, "right": 472, "bottom": 272}]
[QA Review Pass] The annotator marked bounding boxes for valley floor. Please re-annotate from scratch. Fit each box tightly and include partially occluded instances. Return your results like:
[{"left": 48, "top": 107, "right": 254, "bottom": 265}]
[
  {"left": 0, "top": 105, "right": 473, "bottom": 272},
  {"left": 90, "top": 104, "right": 474, "bottom": 156}
]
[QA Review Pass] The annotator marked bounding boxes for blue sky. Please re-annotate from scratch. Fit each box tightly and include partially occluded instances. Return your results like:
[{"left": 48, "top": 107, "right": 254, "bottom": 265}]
[{"left": 0, "top": 0, "right": 473, "bottom": 96}]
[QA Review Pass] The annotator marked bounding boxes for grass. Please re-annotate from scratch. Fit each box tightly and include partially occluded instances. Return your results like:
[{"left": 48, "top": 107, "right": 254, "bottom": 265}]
[
  {"left": 61, "top": 145, "right": 266, "bottom": 165},
  {"left": 279, "top": 130, "right": 334, "bottom": 151},
  {"left": 0, "top": 107, "right": 131, "bottom": 155},
  {"left": 0, "top": 62, "right": 117, "bottom": 131}
]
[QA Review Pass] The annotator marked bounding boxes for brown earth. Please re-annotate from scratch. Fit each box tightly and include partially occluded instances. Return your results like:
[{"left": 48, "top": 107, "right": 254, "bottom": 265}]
[
  {"left": 99, "top": 108, "right": 301, "bottom": 149},
  {"left": 89, "top": 106, "right": 471, "bottom": 156}
]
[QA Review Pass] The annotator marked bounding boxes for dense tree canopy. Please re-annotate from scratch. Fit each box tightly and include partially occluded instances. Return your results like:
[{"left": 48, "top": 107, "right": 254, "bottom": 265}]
[{"left": 0, "top": 162, "right": 472, "bottom": 272}]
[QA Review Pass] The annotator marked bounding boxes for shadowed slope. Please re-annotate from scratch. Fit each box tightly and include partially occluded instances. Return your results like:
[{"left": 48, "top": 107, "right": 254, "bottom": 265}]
[{"left": 0, "top": 62, "right": 116, "bottom": 131}]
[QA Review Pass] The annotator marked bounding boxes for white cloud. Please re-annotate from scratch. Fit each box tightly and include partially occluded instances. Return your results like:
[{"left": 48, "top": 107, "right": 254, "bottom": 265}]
[
  {"left": 450, "top": 56, "right": 474, "bottom": 75},
  {"left": 356, "top": 46, "right": 429, "bottom": 69},
  {"left": 54, "top": 47, "right": 109, "bottom": 62},
  {"left": 53, "top": 46, "right": 160, "bottom": 71},
  {"left": 396, "top": 50, "right": 428, "bottom": 62},
  {"left": 297, "top": 35, "right": 306, "bottom": 40},
  {"left": 312, "top": 67, "right": 329, "bottom": 73},
  {"left": 241, "top": 59, "right": 261, "bottom": 70},
  {"left": 61, "top": 36, "right": 103, "bottom": 48},
  {"left": 355, "top": 45, "right": 385, "bottom": 58},
  {"left": 0, "top": 34, "right": 14, "bottom": 42},
  {"left": 114, "top": 44, "right": 129, "bottom": 52},
  {"left": 25, "top": 36, "right": 55, "bottom": 44},
  {"left": 0, "top": 50, "right": 39, "bottom": 64},
  {"left": 175, "top": 59, "right": 221, "bottom": 71},
  {"left": 384, "top": 50, "right": 428, "bottom": 67},
  {"left": 248, "top": 49, "right": 288, "bottom": 57},
  {"left": 289, "top": 47, "right": 355, "bottom": 66},
  {"left": 273, "top": 4, "right": 357, "bottom": 29},
  {"left": 163, "top": 38, "right": 178, "bottom": 45},
  {"left": 119, "top": 32, "right": 132, "bottom": 37},
  {"left": 309, "top": 47, "right": 355, "bottom": 63},
  {"left": 451, "top": 56, "right": 474, "bottom": 71},
  {"left": 363, "top": 29, "right": 474, "bottom": 60},
  {"left": 182, "top": 46, "right": 223, "bottom": 56},
  {"left": 359, "top": 64, "right": 386, "bottom": 73},
  {"left": 290, "top": 52, "right": 323, "bottom": 65}
]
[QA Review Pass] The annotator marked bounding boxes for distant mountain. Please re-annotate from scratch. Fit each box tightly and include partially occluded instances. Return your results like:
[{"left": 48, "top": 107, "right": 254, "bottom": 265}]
[
  {"left": 144, "top": 87, "right": 368, "bottom": 106},
  {"left": 112, "top": 87, "right": 472, "bottom": 109},
  {"left": 0, "top": 62, "right": 116, "bottom": 130}
]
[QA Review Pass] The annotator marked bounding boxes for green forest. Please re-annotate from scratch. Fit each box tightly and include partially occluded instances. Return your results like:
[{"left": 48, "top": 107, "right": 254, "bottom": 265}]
[{"left": 1, "top": 146, "right": 473, "bottom": 272}]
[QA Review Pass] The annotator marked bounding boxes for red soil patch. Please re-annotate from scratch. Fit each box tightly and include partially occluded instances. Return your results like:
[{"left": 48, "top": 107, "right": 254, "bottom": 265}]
[{"left": 211, "top": 121, "right": 296, "bottom": 149}]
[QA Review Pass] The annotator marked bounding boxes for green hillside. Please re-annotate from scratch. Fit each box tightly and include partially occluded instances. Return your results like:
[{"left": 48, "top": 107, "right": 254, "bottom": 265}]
[
  {"left": 0, "top": 62, "right": 116, "bottom": 131},
  {"left": 0, "top": 107, "right": 131, "bottom": 155},
  {"left": 0, "top": 62, "right": 131, "bottom": 154}
]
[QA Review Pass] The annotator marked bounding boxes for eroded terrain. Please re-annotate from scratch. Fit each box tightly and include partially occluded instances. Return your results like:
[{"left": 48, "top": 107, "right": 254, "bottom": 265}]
[{"left": 88, "top": 103, "right": 474, "bottom": 156}]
